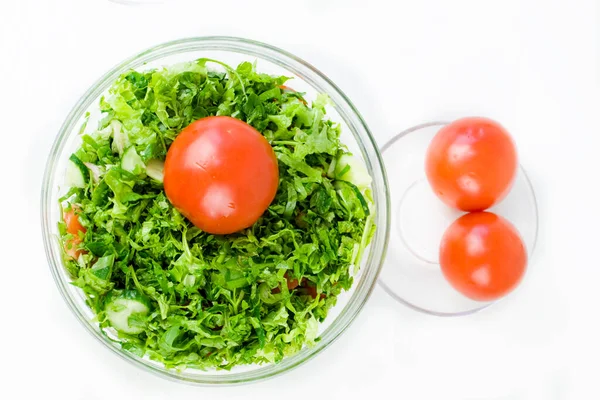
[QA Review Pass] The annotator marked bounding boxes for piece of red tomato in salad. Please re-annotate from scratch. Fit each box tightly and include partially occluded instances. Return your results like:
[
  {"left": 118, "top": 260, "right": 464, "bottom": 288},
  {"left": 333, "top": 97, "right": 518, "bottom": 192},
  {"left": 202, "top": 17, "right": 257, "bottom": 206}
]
[{"left": 63, "top": 208, "right": 86, "bottom": 259}]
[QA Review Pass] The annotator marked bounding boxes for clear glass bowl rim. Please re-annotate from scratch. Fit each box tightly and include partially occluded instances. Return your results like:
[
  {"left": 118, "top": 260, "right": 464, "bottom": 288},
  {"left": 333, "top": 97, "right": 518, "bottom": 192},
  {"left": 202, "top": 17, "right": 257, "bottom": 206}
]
[{"left": 40, "top": 36, "right": 391, "bottom": 385}]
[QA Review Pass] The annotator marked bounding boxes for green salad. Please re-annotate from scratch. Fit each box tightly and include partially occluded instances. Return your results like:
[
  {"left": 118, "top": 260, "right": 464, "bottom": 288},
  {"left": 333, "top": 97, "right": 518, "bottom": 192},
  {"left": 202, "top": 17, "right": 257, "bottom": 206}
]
[{"left": 59, "top": 59, "right": 375, "bottom": 370}]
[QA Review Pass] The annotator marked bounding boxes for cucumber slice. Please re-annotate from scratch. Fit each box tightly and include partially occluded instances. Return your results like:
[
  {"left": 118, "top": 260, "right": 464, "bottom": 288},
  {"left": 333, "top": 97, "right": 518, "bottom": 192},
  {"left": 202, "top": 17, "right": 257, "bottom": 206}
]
[
  {"left": 121, "top": 146, "right": 145, "bottom": 175},
  {"left": 105, "top": 290, "right": 151, "bottom": 335},
  {"left": 334, "top": 154, "right": 372, "bottom": 190},
  {"left": 146, "top": 159, "right": 165, "bottom": 183},
  {"left": 65, "top": 154, "right": 88, "bottom": 188},
  {"left": 326, "top": 157, "right": 337, "bottom": 178}
]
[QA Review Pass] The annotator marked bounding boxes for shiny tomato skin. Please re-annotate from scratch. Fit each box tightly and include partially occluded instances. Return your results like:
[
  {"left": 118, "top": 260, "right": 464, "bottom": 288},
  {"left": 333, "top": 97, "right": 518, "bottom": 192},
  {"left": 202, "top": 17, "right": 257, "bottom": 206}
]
[
  {"left": 425, "top": 117, "right": 518, "bottom": 211},
  {"left": 440, "top": 212, "right": 527, "bottom": 301},
  {"left": 164, "top": 116, "right": 279, "bottom": 235},
  {"left": 64, "top": 209, "right": 86, "bottom": 259}
]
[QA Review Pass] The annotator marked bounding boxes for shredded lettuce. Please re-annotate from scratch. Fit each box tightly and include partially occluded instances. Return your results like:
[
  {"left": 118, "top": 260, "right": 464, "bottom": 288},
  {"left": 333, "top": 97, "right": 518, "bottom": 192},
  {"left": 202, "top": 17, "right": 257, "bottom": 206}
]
[{"left": 59, "top": 60, "right": 375, "bottom": 370}]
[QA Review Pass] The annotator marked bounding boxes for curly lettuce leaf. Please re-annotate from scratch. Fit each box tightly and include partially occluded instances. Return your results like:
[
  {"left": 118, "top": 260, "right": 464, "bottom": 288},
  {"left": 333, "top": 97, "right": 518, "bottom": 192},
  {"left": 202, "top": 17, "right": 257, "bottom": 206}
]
[{"left": 59, "top": 60, "right": 375, "bottom": 370}]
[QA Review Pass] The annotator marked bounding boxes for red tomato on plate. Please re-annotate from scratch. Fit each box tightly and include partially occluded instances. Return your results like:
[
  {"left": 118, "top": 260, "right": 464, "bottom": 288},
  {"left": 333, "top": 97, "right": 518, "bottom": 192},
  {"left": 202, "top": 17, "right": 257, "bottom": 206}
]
[
  {"left": 164, "top": 116, "right": 279, "bottom": 235},
  {"left": 439, "top": 212, "right": 527, "bottom": 301},
  {"left": 64, "top": 208, "right": 86, "bottom": 259},
  {"left": 425, "top": 117, "right": 518, "bottom": 211}
]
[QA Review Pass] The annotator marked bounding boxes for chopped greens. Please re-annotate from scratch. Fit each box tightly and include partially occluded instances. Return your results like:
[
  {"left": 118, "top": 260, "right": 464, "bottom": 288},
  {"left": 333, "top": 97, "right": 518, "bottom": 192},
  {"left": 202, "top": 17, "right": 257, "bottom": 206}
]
[{"left": 59, "top": 59, "right": 375, "bottom": 370}]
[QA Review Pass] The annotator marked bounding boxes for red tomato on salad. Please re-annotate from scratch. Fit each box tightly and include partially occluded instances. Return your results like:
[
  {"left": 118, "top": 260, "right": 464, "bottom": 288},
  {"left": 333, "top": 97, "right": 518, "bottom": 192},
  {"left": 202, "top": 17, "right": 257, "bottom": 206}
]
[
  {"left": 164, "top": 116, "right": 279, "bottom": 235},
  {"left": 63, "top": 208, "right": 86, "bottom": 259},
  {"left": 425, "top": 117, "right": 518, "bottom": 211},
  {"left": 439, "top": 212, "right": 527, "bottom": 301}
]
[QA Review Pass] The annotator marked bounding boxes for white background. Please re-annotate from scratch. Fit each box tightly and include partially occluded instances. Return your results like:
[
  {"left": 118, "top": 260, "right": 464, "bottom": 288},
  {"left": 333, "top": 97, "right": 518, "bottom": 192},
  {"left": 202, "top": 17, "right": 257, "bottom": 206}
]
[{"left": 1, "top": 0, "right": 598, "bottom": 399}]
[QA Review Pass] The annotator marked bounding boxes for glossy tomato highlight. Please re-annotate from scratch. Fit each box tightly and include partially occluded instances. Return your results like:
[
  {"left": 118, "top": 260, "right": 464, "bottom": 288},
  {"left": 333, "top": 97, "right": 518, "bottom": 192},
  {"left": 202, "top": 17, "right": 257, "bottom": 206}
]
[
  {"left": 439, "top": 212, "right": 527, "bottom": 301},
  {"left": 425, "top": 117, "right": 518, "bottom": 211},
  {"left": 164, "top": 116, "right": 279, "bottom": 235}
]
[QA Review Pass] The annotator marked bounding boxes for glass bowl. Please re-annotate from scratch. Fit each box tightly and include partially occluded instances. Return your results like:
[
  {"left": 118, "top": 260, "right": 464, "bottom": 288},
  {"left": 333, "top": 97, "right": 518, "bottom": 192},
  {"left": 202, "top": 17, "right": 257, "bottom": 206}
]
[
  {"left": 40, "top": 37, "right": 390, "bottom": 385},
  {"left": 378, "top": 122, "right": 538, "bottom": 316}
]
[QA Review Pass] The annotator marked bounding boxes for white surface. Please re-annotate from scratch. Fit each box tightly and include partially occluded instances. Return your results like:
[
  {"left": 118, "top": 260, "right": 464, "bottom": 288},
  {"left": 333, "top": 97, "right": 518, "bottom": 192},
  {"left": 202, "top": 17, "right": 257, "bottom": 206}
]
[{"left": 0, "top": 0, "right": 598, "bottom": 398}]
